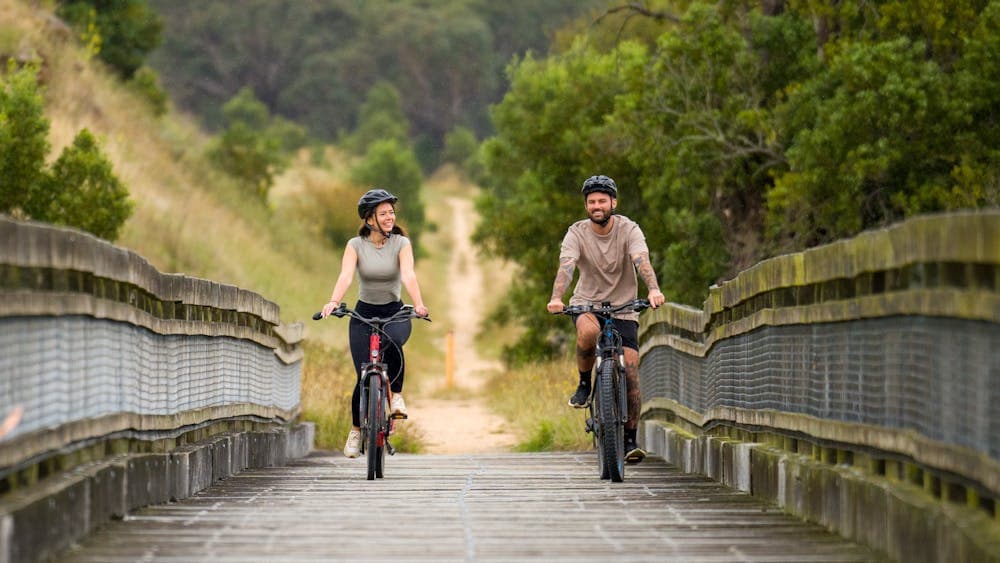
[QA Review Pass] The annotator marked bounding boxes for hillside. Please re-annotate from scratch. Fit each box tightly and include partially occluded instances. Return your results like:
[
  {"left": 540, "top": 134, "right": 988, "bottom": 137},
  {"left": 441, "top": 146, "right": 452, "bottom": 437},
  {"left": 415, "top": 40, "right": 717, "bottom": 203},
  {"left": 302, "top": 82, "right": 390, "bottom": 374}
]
[{"left": 1, "top": 0, "right": 358, "bottom": 347}]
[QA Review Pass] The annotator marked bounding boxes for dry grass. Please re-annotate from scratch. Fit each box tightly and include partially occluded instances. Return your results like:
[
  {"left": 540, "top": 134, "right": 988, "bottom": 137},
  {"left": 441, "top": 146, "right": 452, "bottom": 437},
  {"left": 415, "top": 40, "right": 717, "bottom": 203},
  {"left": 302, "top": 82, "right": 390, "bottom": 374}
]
[
  {"left": 484, "top": 357, "right": 593, "bottom": 451},
  {"left": 300, "top": 339, "right": 424, "bottom": 453}
]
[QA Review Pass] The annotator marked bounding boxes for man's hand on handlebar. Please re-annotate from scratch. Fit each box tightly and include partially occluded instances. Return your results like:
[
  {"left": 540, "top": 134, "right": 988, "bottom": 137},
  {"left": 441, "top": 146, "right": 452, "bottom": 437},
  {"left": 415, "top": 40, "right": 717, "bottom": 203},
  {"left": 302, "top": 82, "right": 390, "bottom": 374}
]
[
  {"left": 647, "top": 290, "right": 665, "bottom": 309},
  {"left": 547, "top": 299, "right": 565, "bottom": 314}
]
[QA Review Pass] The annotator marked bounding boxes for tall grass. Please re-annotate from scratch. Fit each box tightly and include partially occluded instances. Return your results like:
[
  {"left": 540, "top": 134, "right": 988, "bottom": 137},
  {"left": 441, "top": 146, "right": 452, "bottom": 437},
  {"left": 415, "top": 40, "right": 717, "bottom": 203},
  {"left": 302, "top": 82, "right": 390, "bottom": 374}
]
[
  {"left": 484, "top": 357, "right": 593, "bottom": 451},
  {"left": 300, "top": 339, "right": 424, "bottom": 453}
]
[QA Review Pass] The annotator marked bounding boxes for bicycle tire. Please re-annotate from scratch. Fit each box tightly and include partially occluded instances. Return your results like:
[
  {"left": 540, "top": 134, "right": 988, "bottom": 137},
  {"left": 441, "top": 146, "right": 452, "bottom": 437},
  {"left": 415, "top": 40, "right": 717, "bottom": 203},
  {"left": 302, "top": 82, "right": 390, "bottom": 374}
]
[
  {"left": 374, "top": 395, "right": 386, "bottom": 479},
  {"left": 597, "top": 358, "right": 624, "bottom": 482},
  {"left": 366, "top": 374, "right": 385, "bottom": 480},
  {"left": 590, "top": 397, "right": 609, "bottom": 480}
]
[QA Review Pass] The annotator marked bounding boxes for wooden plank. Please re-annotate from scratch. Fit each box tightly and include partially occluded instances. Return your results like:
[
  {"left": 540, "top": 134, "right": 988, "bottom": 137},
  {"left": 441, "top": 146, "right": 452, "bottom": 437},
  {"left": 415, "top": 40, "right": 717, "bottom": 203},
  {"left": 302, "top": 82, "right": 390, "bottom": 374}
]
[{"left": 60, "top": 452, "right": 883, "bottom": 562}]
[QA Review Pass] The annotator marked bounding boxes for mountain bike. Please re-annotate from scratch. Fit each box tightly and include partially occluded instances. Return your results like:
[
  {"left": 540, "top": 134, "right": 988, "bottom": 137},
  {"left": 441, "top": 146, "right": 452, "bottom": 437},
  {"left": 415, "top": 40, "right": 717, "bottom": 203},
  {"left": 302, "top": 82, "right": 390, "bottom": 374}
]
[
  {"left": 554, "top": 299, "right": 650, "bottom": 482},
  {"left": 313, "top": 304, "right": 430, "bottom": 480}
]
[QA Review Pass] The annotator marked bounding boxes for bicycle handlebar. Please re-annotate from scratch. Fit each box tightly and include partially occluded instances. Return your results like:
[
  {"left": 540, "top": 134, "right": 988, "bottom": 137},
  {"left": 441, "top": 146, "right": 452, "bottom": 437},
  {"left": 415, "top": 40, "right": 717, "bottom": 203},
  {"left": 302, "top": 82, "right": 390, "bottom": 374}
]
[
  {"left": 312, "top": 304, "right": 431, "bottom": 325},
  {"left": 553, "top": 298, "right": 650, "bottom": 317}
]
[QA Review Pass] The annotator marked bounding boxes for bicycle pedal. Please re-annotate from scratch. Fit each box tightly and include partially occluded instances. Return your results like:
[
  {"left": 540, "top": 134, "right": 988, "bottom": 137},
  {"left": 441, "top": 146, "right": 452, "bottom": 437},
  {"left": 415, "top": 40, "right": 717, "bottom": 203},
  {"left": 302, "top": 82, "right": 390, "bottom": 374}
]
[{"left": 390, "top": 413, "right": 408, "bottom": 420}]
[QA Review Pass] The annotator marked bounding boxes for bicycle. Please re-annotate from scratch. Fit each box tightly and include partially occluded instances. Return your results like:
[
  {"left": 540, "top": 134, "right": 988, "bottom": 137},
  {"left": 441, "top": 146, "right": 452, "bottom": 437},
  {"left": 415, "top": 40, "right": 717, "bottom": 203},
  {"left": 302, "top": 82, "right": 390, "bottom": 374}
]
[
  {"left": 313, "top": 303, "right": 430, "bottom": 480},
  {"left": 553, "top": 299, "right": 650, "bottom": 482}
]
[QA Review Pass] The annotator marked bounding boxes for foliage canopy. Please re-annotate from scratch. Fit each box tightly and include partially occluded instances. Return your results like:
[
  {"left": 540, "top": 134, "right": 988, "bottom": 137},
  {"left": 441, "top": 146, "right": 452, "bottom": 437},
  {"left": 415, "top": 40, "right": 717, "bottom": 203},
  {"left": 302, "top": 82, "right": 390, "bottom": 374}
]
[
  {"left": 57, "top": 0, "right": 163, "bottom": 79},
  {"left": 474, "top": 0, "right": 1000, "bottom": 362},
  {"left": 148, "top": 0, "right": 604, "bottom": 164}
]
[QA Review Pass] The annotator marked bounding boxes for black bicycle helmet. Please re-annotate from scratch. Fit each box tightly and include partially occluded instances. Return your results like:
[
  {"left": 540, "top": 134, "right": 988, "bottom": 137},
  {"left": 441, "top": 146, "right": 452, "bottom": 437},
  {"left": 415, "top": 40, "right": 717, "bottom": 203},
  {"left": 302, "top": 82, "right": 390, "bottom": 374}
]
[
  {"left": 581, "top": 175, "right": 618, "bottom": 198},
  {"left": 357, "top": 189, "right": 398, "bottom": 219}
]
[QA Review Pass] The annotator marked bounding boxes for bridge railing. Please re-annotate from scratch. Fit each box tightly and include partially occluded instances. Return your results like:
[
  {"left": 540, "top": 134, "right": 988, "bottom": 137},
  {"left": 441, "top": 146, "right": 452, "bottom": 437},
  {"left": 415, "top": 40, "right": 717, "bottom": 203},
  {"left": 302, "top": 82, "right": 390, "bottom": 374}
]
[
  {"left": 638, "top": 209, "right": 1000, "bottom": 562},
  {"left": 0, "top": 216, "right": 310, "bottom": 561}
]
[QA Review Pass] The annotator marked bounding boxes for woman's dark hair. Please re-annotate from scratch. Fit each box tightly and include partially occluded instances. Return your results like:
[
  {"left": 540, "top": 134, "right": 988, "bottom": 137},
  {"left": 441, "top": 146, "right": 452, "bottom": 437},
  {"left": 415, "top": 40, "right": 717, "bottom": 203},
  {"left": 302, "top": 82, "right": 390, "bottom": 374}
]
[{"left": 358, "top": 223, "right": 406, "bottom": 237}]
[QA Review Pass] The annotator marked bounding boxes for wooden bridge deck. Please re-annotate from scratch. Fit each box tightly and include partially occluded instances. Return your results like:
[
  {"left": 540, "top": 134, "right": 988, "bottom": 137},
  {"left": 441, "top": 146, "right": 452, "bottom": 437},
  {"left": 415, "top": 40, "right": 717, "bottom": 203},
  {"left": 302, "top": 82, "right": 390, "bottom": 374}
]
[{"left": 60, "top": 451, "right": 882, "bottom": 562}]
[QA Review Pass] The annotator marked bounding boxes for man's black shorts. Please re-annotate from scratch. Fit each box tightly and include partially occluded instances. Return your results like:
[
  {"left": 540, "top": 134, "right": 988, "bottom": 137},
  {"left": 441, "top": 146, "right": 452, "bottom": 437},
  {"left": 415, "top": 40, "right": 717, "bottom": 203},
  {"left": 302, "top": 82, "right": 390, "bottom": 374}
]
[{"left": 572, "top": 314, "right": 640, "bottom": 352}]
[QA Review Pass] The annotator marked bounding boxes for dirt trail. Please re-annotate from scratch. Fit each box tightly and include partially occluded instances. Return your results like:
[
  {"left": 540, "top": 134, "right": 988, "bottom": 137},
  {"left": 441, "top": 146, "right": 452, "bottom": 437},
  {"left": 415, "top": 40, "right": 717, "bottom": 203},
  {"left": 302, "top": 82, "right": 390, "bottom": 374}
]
[{"left": 405, "top": 196, "right": 519, "bottom": 454}]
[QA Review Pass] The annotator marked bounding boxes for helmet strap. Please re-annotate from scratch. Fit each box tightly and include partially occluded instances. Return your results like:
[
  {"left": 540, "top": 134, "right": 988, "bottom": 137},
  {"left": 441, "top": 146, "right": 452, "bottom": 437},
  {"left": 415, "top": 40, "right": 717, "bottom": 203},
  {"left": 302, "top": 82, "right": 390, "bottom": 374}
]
[{"left": 367, "top": 216, "right": 393, "bottom": 240}]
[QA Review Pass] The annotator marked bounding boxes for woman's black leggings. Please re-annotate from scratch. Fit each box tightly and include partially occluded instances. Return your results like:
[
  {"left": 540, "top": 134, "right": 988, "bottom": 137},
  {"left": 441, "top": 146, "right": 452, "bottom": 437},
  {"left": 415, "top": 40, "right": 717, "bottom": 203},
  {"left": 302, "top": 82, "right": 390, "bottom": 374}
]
[{"left": 349, "top": 300, "right": 411, "bottom": 427}]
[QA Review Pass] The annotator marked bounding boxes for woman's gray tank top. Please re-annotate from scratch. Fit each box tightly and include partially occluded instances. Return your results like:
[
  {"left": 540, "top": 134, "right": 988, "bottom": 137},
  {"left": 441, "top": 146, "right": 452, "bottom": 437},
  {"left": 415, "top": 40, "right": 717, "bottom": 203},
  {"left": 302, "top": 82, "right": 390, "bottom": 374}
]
[{"left": 348, "top": 235, "right": 411, "bottom": 304}]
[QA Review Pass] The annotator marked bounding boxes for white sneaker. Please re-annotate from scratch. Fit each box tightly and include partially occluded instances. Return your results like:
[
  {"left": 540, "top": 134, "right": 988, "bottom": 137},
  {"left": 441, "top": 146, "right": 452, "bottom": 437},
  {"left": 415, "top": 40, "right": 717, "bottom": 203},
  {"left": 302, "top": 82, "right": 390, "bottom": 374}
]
[
  {"left": 344, "top": 429, "right": 361, "bottom": 458},
  {"left": 390, "top": 394, "right": 408, "bottom": 418}
]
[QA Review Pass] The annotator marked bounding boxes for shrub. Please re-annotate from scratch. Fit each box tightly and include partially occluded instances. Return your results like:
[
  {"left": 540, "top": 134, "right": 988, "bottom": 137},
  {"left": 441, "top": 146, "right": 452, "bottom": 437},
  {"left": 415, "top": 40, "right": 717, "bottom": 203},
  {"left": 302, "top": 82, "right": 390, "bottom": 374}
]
[
  {"left": 127, "top": 66, "right": 167, "bottom": 116},
  {"left": 44, "top": 129, "right": 133, "bottom": 241},
  {"left": 0, "top": 62, "right": 50, "bottom": 217},
  {"left": 209, "top": 87, "right": 307, "bottom": 200},
  {"left": 0, "top": 64, "right": 132, "bottom": 241}
]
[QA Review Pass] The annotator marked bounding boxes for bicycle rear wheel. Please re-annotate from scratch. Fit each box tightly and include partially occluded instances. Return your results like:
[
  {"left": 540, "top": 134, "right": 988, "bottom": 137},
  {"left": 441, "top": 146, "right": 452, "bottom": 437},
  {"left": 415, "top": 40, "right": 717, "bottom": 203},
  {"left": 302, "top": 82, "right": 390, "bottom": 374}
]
[
  {"left": 596, "top": 359, "right": 624, "bottom": 482},
  {"left": 366, "top": 375, "right": 386, "bottom": 480}
]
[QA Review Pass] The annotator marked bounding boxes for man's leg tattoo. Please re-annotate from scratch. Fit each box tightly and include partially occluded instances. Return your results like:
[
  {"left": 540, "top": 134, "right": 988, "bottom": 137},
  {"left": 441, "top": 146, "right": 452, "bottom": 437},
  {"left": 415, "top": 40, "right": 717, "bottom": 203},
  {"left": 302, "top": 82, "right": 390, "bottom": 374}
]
[{"left": 625, "top": 359, "right": 641, "bottom": 430}]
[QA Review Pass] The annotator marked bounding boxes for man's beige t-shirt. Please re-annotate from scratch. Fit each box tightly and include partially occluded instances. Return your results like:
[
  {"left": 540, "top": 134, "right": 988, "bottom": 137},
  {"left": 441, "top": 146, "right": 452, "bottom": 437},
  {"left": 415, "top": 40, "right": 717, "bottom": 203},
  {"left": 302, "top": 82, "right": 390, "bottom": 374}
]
[{"left": 559, "top": 215, "right": 648, "bottom": 321}]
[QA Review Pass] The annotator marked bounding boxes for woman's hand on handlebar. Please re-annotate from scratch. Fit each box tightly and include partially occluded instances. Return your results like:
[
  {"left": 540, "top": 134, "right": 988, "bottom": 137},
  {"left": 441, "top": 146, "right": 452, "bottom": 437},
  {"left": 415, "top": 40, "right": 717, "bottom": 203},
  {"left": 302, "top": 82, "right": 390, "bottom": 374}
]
[
  {"left": 321, "top": 301, "right": 339, "bottom": 318},
  {"left": 316, "top": 301, "right": 347, "bottom": 319}
]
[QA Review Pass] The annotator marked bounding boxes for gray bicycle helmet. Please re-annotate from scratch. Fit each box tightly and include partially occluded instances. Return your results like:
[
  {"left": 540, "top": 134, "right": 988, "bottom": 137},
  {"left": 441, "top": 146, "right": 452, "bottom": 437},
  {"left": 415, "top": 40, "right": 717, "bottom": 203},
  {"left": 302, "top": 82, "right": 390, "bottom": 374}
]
[
  {"left": 357, "top": 189, "right": 398, "bottom": 219},
  {"left": 581, "top": 175, "right": 618, "bottom": 198}
]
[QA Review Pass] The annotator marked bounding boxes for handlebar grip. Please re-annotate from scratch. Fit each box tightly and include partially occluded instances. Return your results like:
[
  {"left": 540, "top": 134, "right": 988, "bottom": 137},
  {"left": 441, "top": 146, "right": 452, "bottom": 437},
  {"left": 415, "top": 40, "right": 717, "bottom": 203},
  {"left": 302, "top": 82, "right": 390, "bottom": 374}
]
[{"left": 312, "top": 312, "right": 323, "bottom": 321}]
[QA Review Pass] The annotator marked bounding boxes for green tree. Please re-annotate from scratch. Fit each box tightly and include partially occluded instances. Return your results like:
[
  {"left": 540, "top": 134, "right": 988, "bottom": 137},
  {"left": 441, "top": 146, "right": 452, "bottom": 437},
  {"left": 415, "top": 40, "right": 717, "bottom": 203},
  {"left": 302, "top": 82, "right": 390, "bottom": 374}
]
[
  {"left": 208, "top": 87, "right": 305, "bottom": 200},
  {"left": 0, "top": 63, "right": 50, "bottom": 217},
  {"left": 474, "top": 41, "right": 648, "bottom": 362},
  {"left": 342, "top": 81, "right": 410, "bottom": 155},
  {"left": 0, "top": 64, "right": 132, "bottom": 241},
  {"left": 350, "top": 138, "right": 426, "bottom": 249},
  {"left": 442, "top": 126, "right": 477, "bottom": 165},
  {"left": 57, "top": 0, "right": 163, "bottom": 79},
  {"left": 442, "top": 125, "right": 482, "bottom": 180},
  {"left": 127, "top": 66, "right": 168, "bottom": 116},
  {"left": 769, "top": 37, "right": 970, "bottom": 248},
  {"left": 148, "top": 1, "right": 603, "bottom": 160},
  {"left": 471, "top": 0, "right": 1000, "bottom": 363},
  {"left": 44, "top": 129, "right": 134, "bottom": 241}
]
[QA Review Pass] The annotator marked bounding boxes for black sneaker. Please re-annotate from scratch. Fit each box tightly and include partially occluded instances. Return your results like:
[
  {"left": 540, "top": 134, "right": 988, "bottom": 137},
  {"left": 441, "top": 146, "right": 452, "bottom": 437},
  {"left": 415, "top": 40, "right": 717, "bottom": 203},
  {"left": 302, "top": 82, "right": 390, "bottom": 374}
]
[
  {"left": 624, "top": 439, "right": 646, "bottom": 464},
  {"left": 568, "top": 382, "right": 591, "bottom": 408}
]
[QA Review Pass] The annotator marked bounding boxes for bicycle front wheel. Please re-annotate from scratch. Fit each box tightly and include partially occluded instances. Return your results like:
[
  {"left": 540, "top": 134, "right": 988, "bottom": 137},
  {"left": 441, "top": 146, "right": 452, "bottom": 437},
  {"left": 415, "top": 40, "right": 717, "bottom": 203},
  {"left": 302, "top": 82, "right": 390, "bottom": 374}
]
[
  {"left": 366, "top": 375, "right": 386, "bottom": 480},
  {"left": 596, "top": 359, "right": 624, "bottom": 482}
]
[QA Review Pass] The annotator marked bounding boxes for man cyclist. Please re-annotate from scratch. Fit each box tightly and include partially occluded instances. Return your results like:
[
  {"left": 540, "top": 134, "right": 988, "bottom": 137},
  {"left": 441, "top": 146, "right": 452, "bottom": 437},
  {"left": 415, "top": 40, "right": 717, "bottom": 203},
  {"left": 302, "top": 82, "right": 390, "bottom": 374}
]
[{"left": 546, "top": 175, "right": 665, "bottom": 463}]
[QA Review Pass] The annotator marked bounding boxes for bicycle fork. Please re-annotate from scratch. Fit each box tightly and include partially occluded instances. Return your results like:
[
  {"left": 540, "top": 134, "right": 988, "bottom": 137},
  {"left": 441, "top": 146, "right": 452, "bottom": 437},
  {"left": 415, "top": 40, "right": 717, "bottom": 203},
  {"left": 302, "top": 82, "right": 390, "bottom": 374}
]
[
  {"left": 361, "top": 368, "right": 398, "bottom": 456},
  {"left": 585, "top": 351, "right": 629, "bottom": 434},
  {"left": 593, "top": 345, "right": 628, "bottom": 425}
]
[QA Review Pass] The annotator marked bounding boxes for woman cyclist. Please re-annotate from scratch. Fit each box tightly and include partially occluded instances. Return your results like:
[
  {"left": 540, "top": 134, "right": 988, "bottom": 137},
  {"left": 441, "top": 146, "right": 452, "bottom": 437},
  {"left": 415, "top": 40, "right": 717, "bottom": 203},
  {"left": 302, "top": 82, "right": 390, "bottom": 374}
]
[{"left": 320, "top": 189, "right": 429, "bottom": 458}]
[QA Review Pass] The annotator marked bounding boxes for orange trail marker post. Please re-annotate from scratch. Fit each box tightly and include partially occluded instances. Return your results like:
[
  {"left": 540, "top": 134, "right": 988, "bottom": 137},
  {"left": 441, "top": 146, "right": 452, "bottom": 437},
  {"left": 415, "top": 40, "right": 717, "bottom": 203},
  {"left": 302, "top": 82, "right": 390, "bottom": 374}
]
[{"left": 446, "top": 330, "right": 455, "bottom": 389}]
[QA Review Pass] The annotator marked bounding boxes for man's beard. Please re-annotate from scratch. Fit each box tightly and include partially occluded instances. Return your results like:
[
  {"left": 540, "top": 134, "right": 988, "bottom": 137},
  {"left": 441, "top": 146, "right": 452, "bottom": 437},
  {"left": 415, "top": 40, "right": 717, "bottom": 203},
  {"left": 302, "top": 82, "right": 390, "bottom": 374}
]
[{"left": 589, "top": 208, "right": 613, "bottom": 227}]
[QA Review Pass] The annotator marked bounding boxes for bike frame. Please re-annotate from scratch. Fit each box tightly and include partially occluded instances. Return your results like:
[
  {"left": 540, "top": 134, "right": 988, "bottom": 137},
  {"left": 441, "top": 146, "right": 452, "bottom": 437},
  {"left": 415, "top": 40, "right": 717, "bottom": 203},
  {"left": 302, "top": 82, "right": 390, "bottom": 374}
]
[
  {"left": 359, "top": 325, "right": 390, "bottom": 447},
  {"left": 593, "top": 312, "right": 628, "bottom": 425},
  {"left": 313, "top": 304, "right": 429, "bottom": 480},
  {"left": 555, "top": 299, "right": 649, "bottom": 482}
]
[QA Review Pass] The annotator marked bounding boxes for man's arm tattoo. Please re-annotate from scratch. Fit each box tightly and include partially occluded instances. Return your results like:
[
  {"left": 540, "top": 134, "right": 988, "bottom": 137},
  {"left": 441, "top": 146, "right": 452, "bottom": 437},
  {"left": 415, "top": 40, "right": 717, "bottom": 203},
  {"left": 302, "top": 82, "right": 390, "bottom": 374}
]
[
  {"left": 632, "top": 253, "right": 660, "bottom": 291},
  {"left": 551, "top": 257, "right": 576, "bottom": 300}
]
